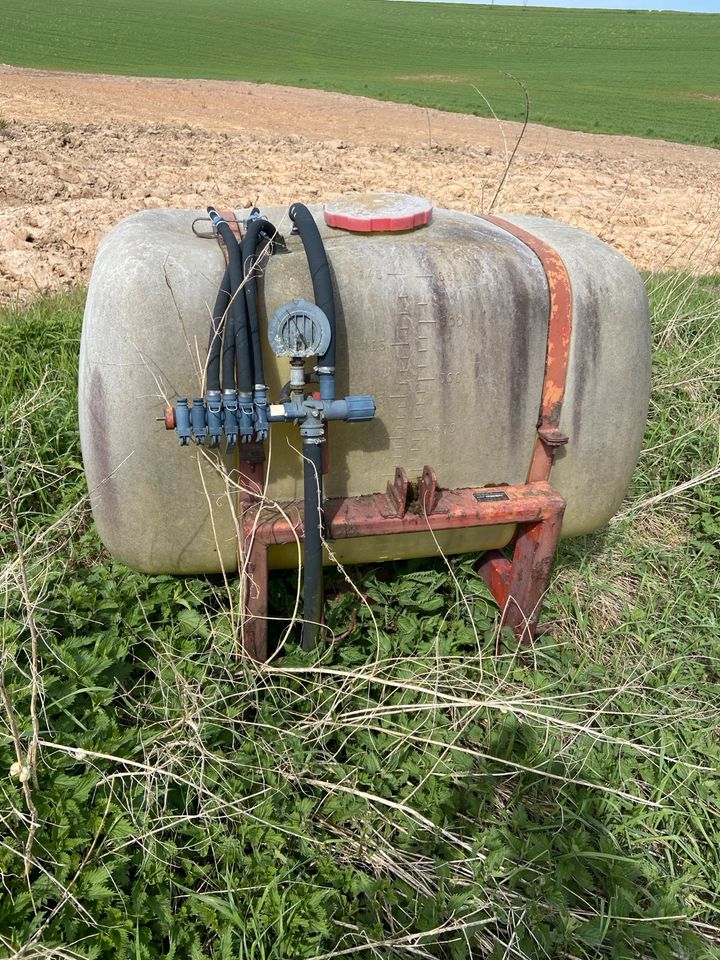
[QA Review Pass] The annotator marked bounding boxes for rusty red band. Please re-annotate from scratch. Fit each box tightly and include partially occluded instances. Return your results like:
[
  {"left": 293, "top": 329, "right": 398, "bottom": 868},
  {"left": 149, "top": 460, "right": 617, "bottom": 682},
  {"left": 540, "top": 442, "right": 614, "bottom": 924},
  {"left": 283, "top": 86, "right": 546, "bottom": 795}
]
[
  {"left": 480, "top": 215, "right": 573, "bottom": 483},
  {"left": 218, "top": 209, "right": 243, "bottom": 241}
]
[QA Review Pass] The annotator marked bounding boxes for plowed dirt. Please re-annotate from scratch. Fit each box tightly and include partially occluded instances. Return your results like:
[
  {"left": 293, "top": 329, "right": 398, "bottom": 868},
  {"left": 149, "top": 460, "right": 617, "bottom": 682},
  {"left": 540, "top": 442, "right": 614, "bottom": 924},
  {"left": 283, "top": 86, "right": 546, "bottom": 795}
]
[{"left": 1, "top": 65, "right": 718, "bottom": 303}]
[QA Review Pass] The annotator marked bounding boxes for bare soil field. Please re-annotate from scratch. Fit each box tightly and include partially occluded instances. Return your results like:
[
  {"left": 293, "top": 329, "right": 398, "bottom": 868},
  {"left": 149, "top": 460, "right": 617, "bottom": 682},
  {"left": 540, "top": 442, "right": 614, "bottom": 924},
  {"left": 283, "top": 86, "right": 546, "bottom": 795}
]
[{"left": 1, "top": 65, "right": 718, "bottom": 303}]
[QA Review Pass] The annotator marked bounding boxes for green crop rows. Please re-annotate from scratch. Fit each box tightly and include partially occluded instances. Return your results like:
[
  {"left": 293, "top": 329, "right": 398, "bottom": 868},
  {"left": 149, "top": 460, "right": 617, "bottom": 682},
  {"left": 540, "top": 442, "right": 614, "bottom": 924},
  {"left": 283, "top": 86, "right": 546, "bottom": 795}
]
[
  {"left": 1, "top": 275, "right": 719, "bottom": 957},
  {"left": 1, "top": 0, "right": 719, "bottom": 147}
]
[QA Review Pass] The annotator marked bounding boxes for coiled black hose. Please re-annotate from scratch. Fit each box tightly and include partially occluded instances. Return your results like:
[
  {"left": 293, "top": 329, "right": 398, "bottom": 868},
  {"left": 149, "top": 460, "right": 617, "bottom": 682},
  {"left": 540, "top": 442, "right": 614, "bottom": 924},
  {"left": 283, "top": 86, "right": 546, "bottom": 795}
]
[
  {"left": 242, "top": 217, "right": 278, "bottom": 389},
  {"left": 301, "top": 439, "right": 324, "bottom": 650},
  {"left": 288, "top": 203, "right": 336, "bottom": 372},
  {"left": 206, "top": 264, "right": 231, "bottom": 392}
]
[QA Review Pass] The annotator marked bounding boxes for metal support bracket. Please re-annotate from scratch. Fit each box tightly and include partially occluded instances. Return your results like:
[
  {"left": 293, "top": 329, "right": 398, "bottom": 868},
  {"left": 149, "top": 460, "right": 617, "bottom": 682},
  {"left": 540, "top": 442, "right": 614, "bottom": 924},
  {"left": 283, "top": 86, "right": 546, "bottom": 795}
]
[
  {"left": 418, "top": 465, "right": 439, "bottom": 515},
  {"left": 239, "top": 465, "right": 565, "bottom": 661},
  {"left": 386, "top": 466, "right": 410, "bottom": 518}
]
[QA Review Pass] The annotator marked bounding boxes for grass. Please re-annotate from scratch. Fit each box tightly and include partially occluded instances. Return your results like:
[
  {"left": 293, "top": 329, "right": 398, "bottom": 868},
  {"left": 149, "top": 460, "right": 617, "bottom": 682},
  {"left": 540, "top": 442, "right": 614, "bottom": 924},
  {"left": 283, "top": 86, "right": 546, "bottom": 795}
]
[
  {"left": 0, "top": 273, "right": 719, "bottom": 958},
  {"left": 1, "top": 0, "right": 720, "bottom": 148}
]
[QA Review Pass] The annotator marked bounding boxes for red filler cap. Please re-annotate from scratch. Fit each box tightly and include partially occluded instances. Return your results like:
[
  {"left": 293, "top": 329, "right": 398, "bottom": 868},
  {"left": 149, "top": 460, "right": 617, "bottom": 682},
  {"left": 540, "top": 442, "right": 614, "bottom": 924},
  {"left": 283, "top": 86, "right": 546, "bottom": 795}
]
[{"left": 323, "top": 192, "right": 432, "bottom": 233}]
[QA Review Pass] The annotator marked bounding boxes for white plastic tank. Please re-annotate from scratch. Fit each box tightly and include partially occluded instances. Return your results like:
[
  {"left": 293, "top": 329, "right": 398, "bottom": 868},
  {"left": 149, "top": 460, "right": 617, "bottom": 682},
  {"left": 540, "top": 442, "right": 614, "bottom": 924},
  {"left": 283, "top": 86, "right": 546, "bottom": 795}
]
[{"left": 79, "top": 196, "right": 650, "bottom": 574}]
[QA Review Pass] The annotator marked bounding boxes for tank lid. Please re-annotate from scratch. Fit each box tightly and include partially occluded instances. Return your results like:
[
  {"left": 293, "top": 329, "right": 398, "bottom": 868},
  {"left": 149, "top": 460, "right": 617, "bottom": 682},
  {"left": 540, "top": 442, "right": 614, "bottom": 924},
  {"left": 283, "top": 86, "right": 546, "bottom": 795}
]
[{"left": 323, "top": 192, "right": 432, "bottom": 233}]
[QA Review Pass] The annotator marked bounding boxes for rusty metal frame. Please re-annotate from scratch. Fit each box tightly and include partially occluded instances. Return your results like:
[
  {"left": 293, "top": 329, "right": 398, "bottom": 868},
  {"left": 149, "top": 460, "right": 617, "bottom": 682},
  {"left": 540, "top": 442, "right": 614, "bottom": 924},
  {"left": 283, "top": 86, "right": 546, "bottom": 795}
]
[
  {"left": 236, "top": 219, "right": 574, "bottom": 661},
  {"left": 239, "top": 466, "right": 565, "bottom": 660}
]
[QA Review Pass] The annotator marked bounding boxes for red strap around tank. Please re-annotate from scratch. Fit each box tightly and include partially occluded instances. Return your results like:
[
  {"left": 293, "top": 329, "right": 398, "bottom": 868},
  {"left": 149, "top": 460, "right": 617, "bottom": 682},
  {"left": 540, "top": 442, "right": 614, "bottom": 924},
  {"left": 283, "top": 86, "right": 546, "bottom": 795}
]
[
  {"left": 480, "top": 215, "right": 573, "bottom": 484},
  {"left": 218, "top": 209, "right": 243, "bottom": 241}
]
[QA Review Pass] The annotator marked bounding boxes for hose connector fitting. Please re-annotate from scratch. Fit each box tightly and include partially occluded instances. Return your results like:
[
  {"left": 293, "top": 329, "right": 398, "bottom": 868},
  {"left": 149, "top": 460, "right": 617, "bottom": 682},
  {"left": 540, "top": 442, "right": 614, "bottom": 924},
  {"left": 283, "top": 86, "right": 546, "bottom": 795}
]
[
  {"left": 206, "top": 390, "right": 223, "bottom": 447},
  {"left": 207, "top": 206, "right": 225, "bottom": 230},
  {"left": 238, "top": 392, "right": 254, "bottom": 443},
  {"left": 174, "top": 398, "right": 192, "bottom": 446},
  {"left": 222, "top": 389, "right": 239, "bottom": 451},
  {"left": 343, "top": 395, "right": 375, "bottom": 423},
  {"left": 315, "top": 365, "right": 336, "bottom": 403},
  {"left": 289, "top": 358, "right": 306, "bottom": 392},
  {"left": 191, "top": 397, "right": 208, "bottom": 445}
]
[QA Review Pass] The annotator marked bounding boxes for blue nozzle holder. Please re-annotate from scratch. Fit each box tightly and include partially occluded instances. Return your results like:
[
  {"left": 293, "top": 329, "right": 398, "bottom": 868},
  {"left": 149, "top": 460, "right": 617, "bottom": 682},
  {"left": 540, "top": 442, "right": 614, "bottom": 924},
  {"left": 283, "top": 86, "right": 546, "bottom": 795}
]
[
  {"left": 175, "top": 398, "right": 192, "bottom": 446},
  {"left": 191, "top": 397, "right": 208, "bottom": 444},
  {"left": 206, "top": 392, "right": 223, "bottom": 447},
  {"left": 239, "top": 394, "right": 255, "bottom": 441},
  {"left": 223, "top": 389, "right": 239, "bottom": 450}
]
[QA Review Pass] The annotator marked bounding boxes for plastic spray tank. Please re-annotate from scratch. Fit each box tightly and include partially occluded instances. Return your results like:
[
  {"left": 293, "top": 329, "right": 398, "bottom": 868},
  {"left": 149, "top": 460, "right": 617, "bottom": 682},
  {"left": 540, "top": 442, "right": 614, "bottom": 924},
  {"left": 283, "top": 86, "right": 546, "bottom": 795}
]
[{"left": 79, "top": 193, "right": 651, "bottom": 657}]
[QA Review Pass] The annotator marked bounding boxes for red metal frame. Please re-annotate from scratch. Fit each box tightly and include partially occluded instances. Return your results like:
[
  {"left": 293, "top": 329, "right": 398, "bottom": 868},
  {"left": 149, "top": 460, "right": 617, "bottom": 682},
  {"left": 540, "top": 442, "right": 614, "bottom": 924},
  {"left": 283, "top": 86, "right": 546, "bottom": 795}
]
[
  {"left": 240, "top": 470, "right": 565, "bottom": 661},
  {"left": 236, "top": 219, "right": 574, "bottom": 661}
]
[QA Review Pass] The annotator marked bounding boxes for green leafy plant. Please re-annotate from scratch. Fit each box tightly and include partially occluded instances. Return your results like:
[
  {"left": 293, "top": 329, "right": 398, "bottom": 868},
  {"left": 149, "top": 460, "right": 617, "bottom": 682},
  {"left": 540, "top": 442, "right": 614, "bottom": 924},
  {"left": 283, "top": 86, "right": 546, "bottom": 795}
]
[{"left": 1, "top": 278, "right": 719, "bottom": 958}]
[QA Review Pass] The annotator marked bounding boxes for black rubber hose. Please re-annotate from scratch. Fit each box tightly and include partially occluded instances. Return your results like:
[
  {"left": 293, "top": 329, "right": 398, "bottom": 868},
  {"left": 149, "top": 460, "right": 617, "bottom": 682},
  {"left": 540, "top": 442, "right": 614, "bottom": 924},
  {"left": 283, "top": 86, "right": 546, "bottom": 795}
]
[
  {"left": 231, "top": 268, "right": 253, "bottom": 395},
  {"left": 288, "top": 203, "right": 336, "bottom": 370},
  {"left": 242, "top": 218, "right": 278, "bottom": 388},
  {"left": 302, "top": 439, "right": 324, "bottom": 651},
  {"left": 207, "top": 264, "right": 231, "bottom": 392},
  {"left": 222, "top": 293, "right": 236, "bottom": 391},
  {"left": 208, "top": 208, "right": 253, "bottom": 395}
]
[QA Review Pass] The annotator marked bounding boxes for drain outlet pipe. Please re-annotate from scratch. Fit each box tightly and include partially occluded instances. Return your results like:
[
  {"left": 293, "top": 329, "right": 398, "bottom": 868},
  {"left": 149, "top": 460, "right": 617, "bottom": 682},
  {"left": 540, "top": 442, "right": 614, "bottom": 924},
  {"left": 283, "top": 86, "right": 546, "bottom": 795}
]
[
  {"left": 289, "top": 203, "right": 336, "bottom": 402},
  {"left": 301, "top": 429, "right": 325, "bottom": 650},
  {"left": 267, "top": 396, "right": 375, "bottom": 649}
]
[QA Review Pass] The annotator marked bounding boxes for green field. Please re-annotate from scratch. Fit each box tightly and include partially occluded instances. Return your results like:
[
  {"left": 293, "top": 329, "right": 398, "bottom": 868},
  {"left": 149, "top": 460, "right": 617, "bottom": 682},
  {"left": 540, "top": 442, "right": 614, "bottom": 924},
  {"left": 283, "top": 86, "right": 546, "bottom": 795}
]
[
  {"left": 1, "top": 275, "right": 719, "bottom": 957},
  {"left": 2, "top": 0, "right": 719, "bottom": 147}
]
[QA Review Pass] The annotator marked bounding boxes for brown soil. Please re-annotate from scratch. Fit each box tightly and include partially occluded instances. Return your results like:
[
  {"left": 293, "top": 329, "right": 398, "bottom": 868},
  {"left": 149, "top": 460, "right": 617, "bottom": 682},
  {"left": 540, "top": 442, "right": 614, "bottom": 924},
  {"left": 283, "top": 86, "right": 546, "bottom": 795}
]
[{"left": 1, "top": 65, "right": 718, "bottom": 303}]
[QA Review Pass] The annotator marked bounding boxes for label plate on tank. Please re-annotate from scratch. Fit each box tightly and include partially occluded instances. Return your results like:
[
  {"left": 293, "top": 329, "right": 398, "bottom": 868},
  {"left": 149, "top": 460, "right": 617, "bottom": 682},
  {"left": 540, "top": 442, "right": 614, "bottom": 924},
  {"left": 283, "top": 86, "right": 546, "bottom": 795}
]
[{"left": 473, "top": 490, "right": 510, "bottom": 502}]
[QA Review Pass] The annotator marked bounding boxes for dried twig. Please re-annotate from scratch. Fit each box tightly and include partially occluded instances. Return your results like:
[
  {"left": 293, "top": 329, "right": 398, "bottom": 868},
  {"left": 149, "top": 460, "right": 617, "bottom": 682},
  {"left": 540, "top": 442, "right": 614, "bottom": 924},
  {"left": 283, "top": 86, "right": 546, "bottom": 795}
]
[{"left": 487, "top": 71, "right": 530, "bottom": 213}]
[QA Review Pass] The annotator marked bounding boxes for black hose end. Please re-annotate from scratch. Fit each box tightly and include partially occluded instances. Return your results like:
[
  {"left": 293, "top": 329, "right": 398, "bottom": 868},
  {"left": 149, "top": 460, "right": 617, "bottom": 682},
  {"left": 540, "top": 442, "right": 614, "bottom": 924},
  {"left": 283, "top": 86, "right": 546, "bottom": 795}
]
[{"left": 289, "top": 202, "right": 308, "bottom": 223}]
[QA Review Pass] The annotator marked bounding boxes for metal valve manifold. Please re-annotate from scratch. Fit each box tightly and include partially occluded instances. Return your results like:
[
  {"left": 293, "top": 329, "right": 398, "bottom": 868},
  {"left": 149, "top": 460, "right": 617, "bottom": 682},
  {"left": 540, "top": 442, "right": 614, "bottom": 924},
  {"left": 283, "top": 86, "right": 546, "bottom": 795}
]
[{"left": 165, "top": 295, "right": 375, "bottom": 449}]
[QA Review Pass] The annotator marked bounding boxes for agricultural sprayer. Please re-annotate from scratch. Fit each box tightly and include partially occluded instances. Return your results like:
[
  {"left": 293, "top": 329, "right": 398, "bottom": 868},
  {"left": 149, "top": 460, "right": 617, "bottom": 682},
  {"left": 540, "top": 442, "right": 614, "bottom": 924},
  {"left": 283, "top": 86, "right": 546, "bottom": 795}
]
[{"left": 79, "top": 193, "right": 650, "bottom": 657}]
